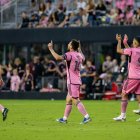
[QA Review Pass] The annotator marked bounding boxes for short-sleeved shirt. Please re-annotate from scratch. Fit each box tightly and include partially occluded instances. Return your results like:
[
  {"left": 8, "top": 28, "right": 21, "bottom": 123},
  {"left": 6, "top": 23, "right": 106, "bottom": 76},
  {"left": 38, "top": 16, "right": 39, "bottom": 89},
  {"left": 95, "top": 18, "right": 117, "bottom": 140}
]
[
  {"left": 63, "top": 51, "right": 84, "bottom": 85},
  {"left": 58, "top": 62, "right": 66, "bottom": 73},
  {"left": 123, "top": 47, "right": 140, "bottom": 79},
  {"left": 24, "top": 74, "right": 33, "bottom": 91},
  {"left": 87, "top": 65, "right": 96, "bottom": 75}
]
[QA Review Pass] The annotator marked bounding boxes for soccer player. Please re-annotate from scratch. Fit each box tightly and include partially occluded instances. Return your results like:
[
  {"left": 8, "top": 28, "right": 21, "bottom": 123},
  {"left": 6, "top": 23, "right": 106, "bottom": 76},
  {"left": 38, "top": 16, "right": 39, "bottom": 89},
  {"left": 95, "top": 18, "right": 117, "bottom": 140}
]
[
  {"left": 48, "top": 39, "right": 91, "bottom": 124},
  {"left": 123, "top": 34, "right": 140, "bottom": 119},
  {"left": 113, "top": 34, "right": 140, "bottom": 121},
  {"left": 0, "top": 65, "right": 9, "bottom": 121}
]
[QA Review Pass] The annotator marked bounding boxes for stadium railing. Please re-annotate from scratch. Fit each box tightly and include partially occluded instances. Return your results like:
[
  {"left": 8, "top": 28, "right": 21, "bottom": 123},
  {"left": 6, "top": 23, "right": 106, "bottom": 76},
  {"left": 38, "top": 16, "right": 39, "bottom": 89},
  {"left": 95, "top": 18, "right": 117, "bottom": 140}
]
[{"left": 0, "top": 0, "right": 17, "bottom": 29}]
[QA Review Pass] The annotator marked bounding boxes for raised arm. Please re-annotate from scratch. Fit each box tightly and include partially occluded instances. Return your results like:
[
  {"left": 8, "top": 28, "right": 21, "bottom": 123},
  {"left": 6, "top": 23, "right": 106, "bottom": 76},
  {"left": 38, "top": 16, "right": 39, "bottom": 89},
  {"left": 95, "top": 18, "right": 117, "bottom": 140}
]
[
  {"left": 123, "top": 34, "right": 130, "bottom": 48},
  {"left": 116, "top": 34, "right": 123, "bottom": 54},
  {"left": 48, "top": 41, "right": 63, "bottom": 61},
  {"left": 78, "top": 41, "right": 85, "bottom": 61}
]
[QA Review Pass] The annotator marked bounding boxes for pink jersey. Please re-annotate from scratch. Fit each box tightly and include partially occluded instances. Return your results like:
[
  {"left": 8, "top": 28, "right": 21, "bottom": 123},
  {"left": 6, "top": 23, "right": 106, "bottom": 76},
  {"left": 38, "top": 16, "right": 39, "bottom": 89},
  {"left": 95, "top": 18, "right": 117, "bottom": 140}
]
[
  {"left": 11, "top": 75, "right": 20, "bottom": 91},
  {"left": 123, "top": 47, "right": 140, "bottom": 79},
  {"left": 63, "top": 51, "right": 84, "bottom": 85},
  {"left": 127, "top": 0, "right": 134, "bottom": 6}
]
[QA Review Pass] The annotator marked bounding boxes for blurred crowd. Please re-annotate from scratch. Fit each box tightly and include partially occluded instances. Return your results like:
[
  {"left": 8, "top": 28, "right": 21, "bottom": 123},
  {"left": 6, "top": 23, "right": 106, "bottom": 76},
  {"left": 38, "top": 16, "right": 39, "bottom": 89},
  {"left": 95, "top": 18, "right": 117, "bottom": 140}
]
[
  {"left": 19, "top": 0, "right": 140, "bottom": 28},
  {"left": 0, "top": 56, "right": 66, "bottom": 92},
  {"left": 0, "top": 54, "right": 128, "bottom": 100},
  {"left": 0, "top": 0, "right": 10, "bottom": 6}
]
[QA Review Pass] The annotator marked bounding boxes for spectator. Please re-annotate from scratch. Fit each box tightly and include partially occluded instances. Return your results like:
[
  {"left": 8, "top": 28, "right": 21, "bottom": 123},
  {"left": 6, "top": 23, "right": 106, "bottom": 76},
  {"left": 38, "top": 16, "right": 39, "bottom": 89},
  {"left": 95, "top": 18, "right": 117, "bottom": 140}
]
[
  {"left": 56, "top": 61, "right": 66, "bottom": 90},
  {"left": 127, "top": 0, "right": 134, "bottom": 7},
  {"left": 31, "top": 56, "right": 44, "bottom": 90},
  {"left": 104, "top": 72, "right": 113, "bottom": 91},
  {"left": 5, "top": 62, "right": 13, "bottom": 89},
  {"left": 47, "top": 13, "right": 56, "bottom": 27},
  {"left": 18, "top": 0, "right": 140, "bottom": 28},
  {"left": 106, "top": 8, "right": 117, "bottom": 25},
  {"left": 115, "top": 8, "right": 124, "bottom": 25},
  {"left": 92, "top": 73, "right": 104, "bottom": 94},
  {"left": 102, "top": 55, "right": 113, "bottom": 73},
  {"left": 111, "top": 59, "right": 119, "bottom": 74},
  {"left": 13, "top": 58, "right": 25, "bottom": 79},
  {"left": 36, "top": 13, "right": 48, "bottom": 28},
  {"left": 79, "top": 8, "right": 89, "bottom": 26},
  {"left": 45, "top": 60, "right": 56, "bottom": 76},
  {"left": 119, "top": 54, "right": 128, "bottom": 77},
  {"left": 125, "top": 6, "right": 133, "bottom": 25},
  {"left": 115, "top": 0, "right": 126, "bottom": 11},
  {"left": 21, "top": 66, "right": 34, "bottom": 91},
  {"left": 85, "top": 0, "right": 95, "bottom": 26},
  {"left": 54, "top": 3, "right": 66, "bottom": 25},
  {"left": 38, "top": 2, "right": 46, "bottom": 15},
  {"left": 96, "top": 0, "right": 107, "bottom": 14},
  {"left": 81, "top": 62, "right": 87, "bottom": 84},
  {"left": 10, "top": 69, "right": 20, "bottom": 92},
  {"left": 85, "top": 60, "right": 96, "bottom": 97},
  {"left": 30, "top": 12, "right": 40, "bottom": 27},
  {"left": 56, "top": 61, "right": 66, "bottom": 78},
  {"left": 45, "top": 0, "right": 54, "bottom": 16},
  {"left": 132, "top": 7, "right": 140, "bottom": 25},
  {"left": 20, "top": 12, "right": 30, "bottom": 28}
]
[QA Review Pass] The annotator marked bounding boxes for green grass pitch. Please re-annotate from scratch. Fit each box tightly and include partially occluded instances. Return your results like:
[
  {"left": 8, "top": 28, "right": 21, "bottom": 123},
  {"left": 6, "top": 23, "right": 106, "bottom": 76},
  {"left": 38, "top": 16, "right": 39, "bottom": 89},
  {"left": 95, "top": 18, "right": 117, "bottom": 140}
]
[{"left": 0, "top": 100, "right": 140, "bottom": 140}]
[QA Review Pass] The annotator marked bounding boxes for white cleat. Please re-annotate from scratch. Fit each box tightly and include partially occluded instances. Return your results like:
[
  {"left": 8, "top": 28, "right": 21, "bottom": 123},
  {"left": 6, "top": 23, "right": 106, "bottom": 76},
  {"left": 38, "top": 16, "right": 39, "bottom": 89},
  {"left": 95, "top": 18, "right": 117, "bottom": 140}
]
[
  {"left": 136, "top": 118, "right": 140, "bottom": 122},
  {"left": 113, "top": 115, "right": 126, "bottom": 121},
  {"left": 133, "top": 109, "right": 140, "bottom": 115}
]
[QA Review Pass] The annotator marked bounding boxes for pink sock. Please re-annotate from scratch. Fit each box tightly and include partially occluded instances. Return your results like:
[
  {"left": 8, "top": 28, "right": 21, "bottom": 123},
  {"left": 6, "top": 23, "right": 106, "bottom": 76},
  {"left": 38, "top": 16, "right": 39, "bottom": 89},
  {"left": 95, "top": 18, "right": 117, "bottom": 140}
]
[
  {"left": 121, "top": 100, "right": 128, "bottom": 113},
  {"left": 0, "top": 104, "right": 4, "bottom": 112},
  {"left": 64, "top": 104, "right": 72, "bottom": 119},
  {"left": 77, "top": 102, "right": 87, "bottom": 116}
]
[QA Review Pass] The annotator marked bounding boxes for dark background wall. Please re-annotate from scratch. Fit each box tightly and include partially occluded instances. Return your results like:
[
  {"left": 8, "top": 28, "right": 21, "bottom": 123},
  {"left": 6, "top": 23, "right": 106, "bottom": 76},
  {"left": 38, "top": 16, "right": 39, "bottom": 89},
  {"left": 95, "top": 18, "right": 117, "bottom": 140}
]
[{"left": 0, "top": 26, "right": 139, "bottom": 44}]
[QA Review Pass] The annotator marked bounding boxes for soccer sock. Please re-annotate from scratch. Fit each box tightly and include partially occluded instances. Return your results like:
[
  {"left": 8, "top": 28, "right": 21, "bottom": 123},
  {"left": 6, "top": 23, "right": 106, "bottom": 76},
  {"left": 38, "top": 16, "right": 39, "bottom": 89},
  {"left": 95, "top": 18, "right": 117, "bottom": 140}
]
[
  {"left": 76, "top": 101, "right": 88, "bottom": 117},
  {"left": 121, "top": 100, "right": 128, "bottom": 116},
  {"left": 63, "top": 104, "right": 72, "bottom": 120},
  {"left": 0, "top": 104, "right": 4, "bottom": 112}
]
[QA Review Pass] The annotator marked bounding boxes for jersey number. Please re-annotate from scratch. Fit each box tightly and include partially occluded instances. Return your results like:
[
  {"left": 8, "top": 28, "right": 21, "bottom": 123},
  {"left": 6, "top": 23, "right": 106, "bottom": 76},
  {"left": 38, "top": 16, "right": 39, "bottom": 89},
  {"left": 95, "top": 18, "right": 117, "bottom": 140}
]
[{"left": 75, "top": 61, "right": 80, "bottom": 71}]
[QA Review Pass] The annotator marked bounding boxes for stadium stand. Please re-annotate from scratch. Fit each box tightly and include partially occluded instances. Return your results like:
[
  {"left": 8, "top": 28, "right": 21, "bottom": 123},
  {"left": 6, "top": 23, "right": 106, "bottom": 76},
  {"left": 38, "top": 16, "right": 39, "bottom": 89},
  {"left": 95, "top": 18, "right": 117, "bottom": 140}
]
[{"left": 0, "top": 0, "right": 140, "bottom": 100}]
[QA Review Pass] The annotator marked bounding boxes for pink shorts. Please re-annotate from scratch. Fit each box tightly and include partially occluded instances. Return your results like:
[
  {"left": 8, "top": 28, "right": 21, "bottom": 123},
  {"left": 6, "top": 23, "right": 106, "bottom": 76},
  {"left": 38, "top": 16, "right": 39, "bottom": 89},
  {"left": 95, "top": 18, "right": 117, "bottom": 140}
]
[
  {"left": 122, "top": 79, "right": 140, "bottom": 94},
  {"left": 67, "top": 84, "right": 80, "bottom": 98}
]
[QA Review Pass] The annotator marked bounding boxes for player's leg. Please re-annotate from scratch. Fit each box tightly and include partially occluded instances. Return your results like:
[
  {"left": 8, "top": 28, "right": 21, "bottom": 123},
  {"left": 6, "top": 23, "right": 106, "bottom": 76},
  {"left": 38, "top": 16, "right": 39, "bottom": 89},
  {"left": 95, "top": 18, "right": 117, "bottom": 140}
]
[
  {"left": 0, "top": 104, "right": 8, "bottom": 121},
  {"left": 72, "top": 98, "right": 91, "bottom": 124},
  {"left": 113, "top": 79, "right": 140, "bottom": 121},
  {"left": 113, "top": 93, "right": 128, "bottom": 121},
  {"left": 134, "top": 83, "right": 140, "bottom": 121},
  {"left": 71, "top": 84, "right": 91, "bottom": 124},
  {"left": 56, "top": 94, "right": 72, "bottom": 123},
  {"left": 133, "top": 94, "right": 140, "bottom": 115},
  {"left": 136, "top": 95, "right": 140, "bottom": 121},
  {"left": 63, "top": 94, "right": 72, "bottom": 120}
]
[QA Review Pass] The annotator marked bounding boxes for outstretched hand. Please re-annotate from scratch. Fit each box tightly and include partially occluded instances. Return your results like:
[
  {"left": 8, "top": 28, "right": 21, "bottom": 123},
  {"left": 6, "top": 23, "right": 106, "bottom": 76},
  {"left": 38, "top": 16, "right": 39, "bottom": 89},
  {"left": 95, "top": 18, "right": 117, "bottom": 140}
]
[
  {"left": 123, "top": 34, "right": 128, "bottom": 45},
  {"left": 48, "top": 40, "right": 53, "bottom": 50},
  {"left": 124, "top": 34, "right": 128, "bottom": 41},
  {"left": 116, "top": 34, "right": 122, "bottom": 42}
]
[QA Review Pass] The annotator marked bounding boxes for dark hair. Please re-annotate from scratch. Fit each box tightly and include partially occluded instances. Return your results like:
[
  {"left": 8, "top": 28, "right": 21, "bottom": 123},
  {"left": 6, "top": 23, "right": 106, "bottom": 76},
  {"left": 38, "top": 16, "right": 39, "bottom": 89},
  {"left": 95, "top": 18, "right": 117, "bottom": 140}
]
[
  {"left": 135, "top": 36, "right": 140, "bottom": 44},
  {"left": 71, "top": 39, "right": 80, "bottom": 51}
]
